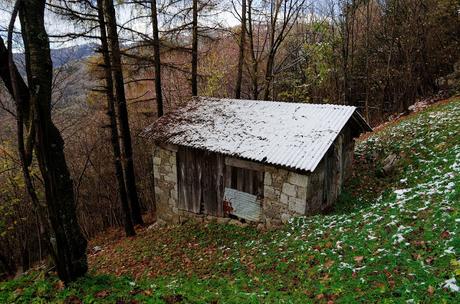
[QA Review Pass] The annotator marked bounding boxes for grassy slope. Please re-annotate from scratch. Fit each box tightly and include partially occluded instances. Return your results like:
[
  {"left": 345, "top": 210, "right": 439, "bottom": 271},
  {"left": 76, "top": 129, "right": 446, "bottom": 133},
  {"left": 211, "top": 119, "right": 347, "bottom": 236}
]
[{"left": 1, "top": 97, "right": 459, "bottom": 303}]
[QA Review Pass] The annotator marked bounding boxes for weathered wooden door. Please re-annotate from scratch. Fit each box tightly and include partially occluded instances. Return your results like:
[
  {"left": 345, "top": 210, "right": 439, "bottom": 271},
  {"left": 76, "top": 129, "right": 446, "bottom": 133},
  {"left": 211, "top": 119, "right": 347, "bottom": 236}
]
[
  {"left": 201, "top": 150, "right": 225, "bottom": 216},
  {"left": 177, "top": 147, "right": 224, "bottom": 216},
  {"left": 177, "top": 147, "right": 201, "bottom": 213}
]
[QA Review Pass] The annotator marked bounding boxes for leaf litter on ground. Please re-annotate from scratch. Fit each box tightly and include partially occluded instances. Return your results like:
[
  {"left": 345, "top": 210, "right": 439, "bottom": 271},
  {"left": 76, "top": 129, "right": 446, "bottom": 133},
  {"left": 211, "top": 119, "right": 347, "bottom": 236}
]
[{"left": 1, "top": 97, "right": 460, "bottom": 303}]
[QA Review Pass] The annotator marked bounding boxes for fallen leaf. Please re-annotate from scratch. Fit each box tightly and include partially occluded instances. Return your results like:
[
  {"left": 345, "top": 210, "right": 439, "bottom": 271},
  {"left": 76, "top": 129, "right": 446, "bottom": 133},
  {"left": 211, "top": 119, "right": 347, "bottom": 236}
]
[
  {"left": 354, "top": 256, "right": 364, "bottom": 263},
  {"left": 412, "top": 253, "right": 421, "bottom": 260},
  {"left": 427, "top": 285, "right": 435, "bottom": 295},
  {"left": 143, "top": 289, "right": 153, "bottom": 296},
  {"left": 412, "top": 240, "right": 425, "bottom": 247},
  {"left": 55, "top": 280, "right": 65, "bottom": 291},
  {"left": 64, "top": 295, "right": 82, "bottom": 304},
  {"left": 321, "top": 273, "right": 330, "bottom": 282},
  {"left": 324, "top": 259, "right": 335, "bottom": 268},
  {"left": 441, "top": 231, "right": 450, "bottom": 239},
  {"left": 95, "top": 290, "right": 109, "bottom": 298}
]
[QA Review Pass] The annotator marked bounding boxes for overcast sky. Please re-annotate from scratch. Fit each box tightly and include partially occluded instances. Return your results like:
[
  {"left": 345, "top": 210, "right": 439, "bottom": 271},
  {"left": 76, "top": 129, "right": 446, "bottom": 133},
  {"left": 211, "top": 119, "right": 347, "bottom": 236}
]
[
  {"left": 0, "top": 1, "right": 240, "bottom": 50},
  {"left": 0, "top": 0, "right": 331, "bottom": 51}
]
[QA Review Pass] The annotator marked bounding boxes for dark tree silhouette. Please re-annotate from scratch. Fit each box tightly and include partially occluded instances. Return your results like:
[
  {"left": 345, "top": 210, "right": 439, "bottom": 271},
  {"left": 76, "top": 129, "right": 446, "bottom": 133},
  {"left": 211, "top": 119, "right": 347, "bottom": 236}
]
[
  {"left": 96, "top": 0, "right": 136, "bottom": 236},
  {"left": 150, "top": 0, "right": 164, "bottom": 116},
  {"left": 191, "top": 0, "right": 198, "bottom": 96},
  {"left": 12, "top": 0, "right": 87, "bottom": 283},
  {"left": 103, "top": 0, "right": 144, "bottom": 226},
  {"left": 235, "top": 0, "right": 247, "bottom": 99}
]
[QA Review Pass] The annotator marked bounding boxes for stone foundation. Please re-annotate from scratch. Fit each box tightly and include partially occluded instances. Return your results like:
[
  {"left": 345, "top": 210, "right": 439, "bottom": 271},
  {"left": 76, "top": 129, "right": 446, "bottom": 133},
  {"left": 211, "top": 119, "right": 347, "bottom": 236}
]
[{"left": 153, "top": 146, "right": 179, "bottom": 223}]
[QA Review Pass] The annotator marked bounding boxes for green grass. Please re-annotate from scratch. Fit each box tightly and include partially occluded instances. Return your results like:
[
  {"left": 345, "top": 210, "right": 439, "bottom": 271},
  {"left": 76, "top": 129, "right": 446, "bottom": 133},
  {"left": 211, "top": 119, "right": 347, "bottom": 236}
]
[{"left": 1, "top": 98, "right": 459, "bottom": 303}]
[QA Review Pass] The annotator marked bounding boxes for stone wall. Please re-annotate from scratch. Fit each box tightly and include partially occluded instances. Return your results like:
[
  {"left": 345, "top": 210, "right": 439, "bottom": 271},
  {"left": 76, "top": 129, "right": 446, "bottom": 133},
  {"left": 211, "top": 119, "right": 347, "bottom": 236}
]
[
  {"left": 153, "top": 146, "right": 179, "bottom": 223},
  {"left": 261, "top": 128, "right": 354, "bottom": 221},
  {"left": 262, "top": 167, "right": 309, "bottom": 225},
  {"left": 153, "top": 131, "right": 353, "bottom": 227}
]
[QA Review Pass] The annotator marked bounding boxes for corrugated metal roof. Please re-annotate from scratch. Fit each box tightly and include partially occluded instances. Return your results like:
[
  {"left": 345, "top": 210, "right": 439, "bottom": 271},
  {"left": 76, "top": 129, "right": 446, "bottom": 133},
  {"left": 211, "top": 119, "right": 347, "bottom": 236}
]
[{"left": 142, "top": 97, "right": 371, "bottom": 172}]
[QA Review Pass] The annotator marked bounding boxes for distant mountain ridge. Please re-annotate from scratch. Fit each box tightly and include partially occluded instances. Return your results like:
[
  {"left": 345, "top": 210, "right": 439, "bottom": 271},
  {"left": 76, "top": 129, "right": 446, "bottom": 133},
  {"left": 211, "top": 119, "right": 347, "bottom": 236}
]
[
  {"left": 14, "top": 43, "right": 97, "bottom": 68},
  {"left": 50, "top": 43, "right": 97, "bottom": 67}
]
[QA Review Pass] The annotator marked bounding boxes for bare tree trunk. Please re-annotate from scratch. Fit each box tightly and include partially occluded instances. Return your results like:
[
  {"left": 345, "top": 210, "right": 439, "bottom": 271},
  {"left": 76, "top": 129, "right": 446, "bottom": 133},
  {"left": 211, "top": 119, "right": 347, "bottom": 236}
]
[
  {"left": 235, "top": 0, "right": 247, "bottom": 99},
  {"left": 18, "top": 0, "right": 87, "bottom": 283},
  {"left": 150, "top": 0, "right": 164, "bottom": 116},
  {"left": 0, "top": 35, "right": 34, "bottom": 166},
  {"left": 2, "top": 9, "right": 49, "bottom": 278},
  {"left": 247, "top": 0, "right": 259, "bottom": 99},
  {"left": 261, "top": 0, "right": 304, "bottom": 101},
  {"left": 191, "top": 0, "right": 198, "bottom": 96},
  {"left": 364, "top": 0, "right": 370, "bottom": 122},
  {"left": 349, "top": 0, "right": 356, "bottom": 106},
  {"left": 97, "top": 0, "right": 135, "bottom": 237},
  {"left": 341, "top": 1, "right": 351, "bottom": 105},
  {"left": 262, "top": 0, "right": 277, "bottom": 101},
  {"left": 263, "top": 51, "right": 275, "bottom": 100},
  {"left": 103, "top": 0, "right": 144, "bottom": 226},
  {"left": 3, "top": 3, "right": 38, "bottom": 213}
]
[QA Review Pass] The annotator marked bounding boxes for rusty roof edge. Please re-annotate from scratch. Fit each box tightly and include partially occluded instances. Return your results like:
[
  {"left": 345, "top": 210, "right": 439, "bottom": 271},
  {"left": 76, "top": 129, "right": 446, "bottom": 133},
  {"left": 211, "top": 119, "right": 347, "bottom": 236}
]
[{"left": 138, "top": 123, "right": 153, "bottom": 138}]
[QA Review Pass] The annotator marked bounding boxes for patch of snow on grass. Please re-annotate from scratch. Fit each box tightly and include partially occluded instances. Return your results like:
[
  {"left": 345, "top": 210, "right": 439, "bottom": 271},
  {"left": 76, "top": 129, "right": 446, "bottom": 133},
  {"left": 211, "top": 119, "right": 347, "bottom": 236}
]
[{"left": 442, "top": 278, "right": 460, "bottom": 292}]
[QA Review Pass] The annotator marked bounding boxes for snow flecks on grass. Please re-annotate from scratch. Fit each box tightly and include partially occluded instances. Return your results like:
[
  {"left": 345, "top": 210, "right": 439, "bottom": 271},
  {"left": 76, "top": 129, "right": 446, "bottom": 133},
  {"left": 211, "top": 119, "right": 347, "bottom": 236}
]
[
  {"left": 2, "top": 98, "right": 460, "bottom": 303},
  {"left": 443, "top": 278, "right": 460, "bottom": 293},
  {"left": 268, "top": 99, "right": 460, "bottom": 301}
]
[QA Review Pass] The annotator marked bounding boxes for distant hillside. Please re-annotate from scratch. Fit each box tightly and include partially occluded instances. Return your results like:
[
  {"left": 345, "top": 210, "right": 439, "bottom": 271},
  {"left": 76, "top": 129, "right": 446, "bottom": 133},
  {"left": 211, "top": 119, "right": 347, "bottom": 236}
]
[
  {"left": 13, "top": 43, "right": 96, "bottom": 70},
  {"left": 50, "top": 43, "right": 97, "bottom": 67}
]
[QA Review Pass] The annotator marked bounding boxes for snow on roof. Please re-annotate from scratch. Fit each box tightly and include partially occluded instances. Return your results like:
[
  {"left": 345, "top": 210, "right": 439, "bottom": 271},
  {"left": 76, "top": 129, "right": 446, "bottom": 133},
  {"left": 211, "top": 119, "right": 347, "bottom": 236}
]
[{"left": 142, "top": 97, "right": 371, "bottom": 172}]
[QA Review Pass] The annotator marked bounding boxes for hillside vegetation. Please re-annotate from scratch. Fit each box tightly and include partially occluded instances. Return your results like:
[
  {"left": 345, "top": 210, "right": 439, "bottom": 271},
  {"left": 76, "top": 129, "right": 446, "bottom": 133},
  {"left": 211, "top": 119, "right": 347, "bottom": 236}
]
[{"left": 1, "top": 97, "right": 459, "bottom": 303}]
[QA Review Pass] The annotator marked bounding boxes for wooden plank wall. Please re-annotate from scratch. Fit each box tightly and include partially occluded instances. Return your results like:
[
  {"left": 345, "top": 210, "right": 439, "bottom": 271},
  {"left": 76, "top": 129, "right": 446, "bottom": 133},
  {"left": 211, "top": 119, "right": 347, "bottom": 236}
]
[
  {"left": 177, "top": 147, "right": 263, "bottom": 217},
  {"left": 177, "top": 147, "right": 226, "bottom": 216},
  {"left": 202, "top": 152, "right": 225, "bottom": 216},
  {"left": 177, "top": 147, "right": 201, "bottom": 213},
  {"left": 342, "top": 126, "right": 355, "bottom": 181},
  {"left": 326, "top": 133, "right": 343, "bottom": 206},
  {"left": 305, "top": 127, "right": 344, "bottom": 214}
]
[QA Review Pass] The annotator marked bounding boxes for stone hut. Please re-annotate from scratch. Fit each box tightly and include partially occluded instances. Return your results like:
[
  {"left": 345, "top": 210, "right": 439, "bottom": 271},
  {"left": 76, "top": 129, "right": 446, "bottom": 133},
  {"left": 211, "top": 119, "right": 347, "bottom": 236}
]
[{"left": 142, "top": 97, "right": 371, "bottom": 226}]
